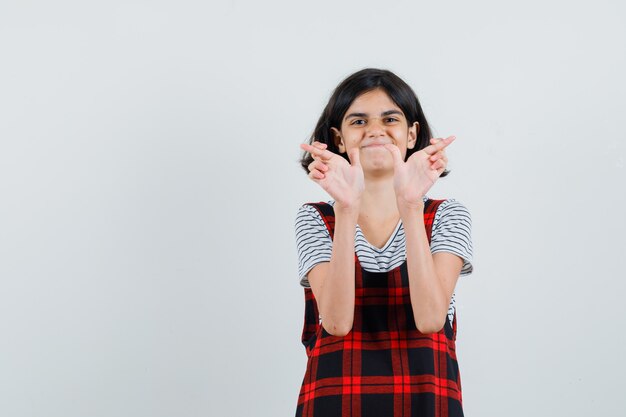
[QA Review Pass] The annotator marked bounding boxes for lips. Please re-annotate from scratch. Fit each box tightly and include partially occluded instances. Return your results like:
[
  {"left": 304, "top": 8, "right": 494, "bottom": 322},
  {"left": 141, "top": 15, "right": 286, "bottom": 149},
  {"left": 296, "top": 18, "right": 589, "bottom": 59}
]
[{"left": 362, "top": 140, "right": 391, "bottom": 148}]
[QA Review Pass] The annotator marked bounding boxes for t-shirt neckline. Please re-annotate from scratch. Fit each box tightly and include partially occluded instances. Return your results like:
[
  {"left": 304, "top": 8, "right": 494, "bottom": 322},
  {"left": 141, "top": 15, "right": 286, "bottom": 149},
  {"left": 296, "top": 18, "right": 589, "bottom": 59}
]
[{"left": 328, "top": 195, "right": 430, "bottom": 252}]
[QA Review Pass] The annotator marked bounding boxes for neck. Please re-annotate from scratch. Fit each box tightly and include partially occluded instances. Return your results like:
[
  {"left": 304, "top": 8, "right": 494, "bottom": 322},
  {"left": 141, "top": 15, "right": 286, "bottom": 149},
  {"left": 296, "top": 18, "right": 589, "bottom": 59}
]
[{"left": 358, "top": 174, "right": 399, "bottom": 221}]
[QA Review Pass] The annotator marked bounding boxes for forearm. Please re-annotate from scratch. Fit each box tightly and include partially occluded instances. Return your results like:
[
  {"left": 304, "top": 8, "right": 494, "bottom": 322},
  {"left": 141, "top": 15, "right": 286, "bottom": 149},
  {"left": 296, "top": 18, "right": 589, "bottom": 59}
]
[
  {"left": 400, "top": 202, "right": 449, "bottom": 333},
  {"left": 318, "top": 208, "right": 358, "bottom": 336}
]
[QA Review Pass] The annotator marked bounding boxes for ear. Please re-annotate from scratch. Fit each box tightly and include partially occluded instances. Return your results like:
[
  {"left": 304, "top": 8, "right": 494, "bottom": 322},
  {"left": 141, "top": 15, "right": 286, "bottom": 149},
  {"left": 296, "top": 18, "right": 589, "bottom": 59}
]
[
  {"left": 407, "top": 122, "right": 419, "bottom": 149},
  {"left": 331, "top": 127, "right": 346, "bottom": 153}
]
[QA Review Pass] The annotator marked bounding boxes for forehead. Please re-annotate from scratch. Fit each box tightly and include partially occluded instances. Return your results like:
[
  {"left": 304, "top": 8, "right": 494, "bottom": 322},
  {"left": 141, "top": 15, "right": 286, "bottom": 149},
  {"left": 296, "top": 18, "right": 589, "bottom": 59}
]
[{"left": 345, "top": 88, "right": 402, "bottom": 114}]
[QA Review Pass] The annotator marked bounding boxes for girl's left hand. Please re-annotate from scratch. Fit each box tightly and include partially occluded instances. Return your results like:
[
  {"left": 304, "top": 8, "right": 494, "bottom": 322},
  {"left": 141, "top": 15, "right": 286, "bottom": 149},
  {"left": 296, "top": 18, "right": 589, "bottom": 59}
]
[{"left": 384, "top": 136, "right": 455, "bottom": 210}]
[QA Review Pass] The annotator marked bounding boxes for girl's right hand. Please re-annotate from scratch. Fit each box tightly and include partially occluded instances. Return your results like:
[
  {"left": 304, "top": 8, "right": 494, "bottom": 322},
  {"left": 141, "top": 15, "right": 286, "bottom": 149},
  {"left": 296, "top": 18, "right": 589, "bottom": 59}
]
[{"left": 300, "top": 141, "right": 364, "bottom": 211}]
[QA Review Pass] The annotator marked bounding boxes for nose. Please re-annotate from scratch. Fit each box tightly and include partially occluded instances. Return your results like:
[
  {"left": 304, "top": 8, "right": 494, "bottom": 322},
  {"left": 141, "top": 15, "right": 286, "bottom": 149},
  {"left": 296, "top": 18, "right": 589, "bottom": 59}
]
[{"left": 365, "top": 118, "right": 385, "bottom": 137}]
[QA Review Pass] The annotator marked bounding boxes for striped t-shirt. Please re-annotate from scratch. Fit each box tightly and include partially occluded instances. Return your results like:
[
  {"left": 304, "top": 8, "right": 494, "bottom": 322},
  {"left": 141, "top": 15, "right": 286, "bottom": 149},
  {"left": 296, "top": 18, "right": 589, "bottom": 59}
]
[{"left": 294, "top": 195, "right": 473, "bottom": 324}]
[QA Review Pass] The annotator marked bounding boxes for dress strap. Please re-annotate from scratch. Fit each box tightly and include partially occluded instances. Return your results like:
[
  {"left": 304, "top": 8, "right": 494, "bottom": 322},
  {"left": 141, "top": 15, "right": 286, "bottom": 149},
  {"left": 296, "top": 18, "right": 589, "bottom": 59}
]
[
  {"left": 305, "top": 202, "right": 335, "bottom": 239},
  {"left": 307, "top": 199, "right": 446, "bottom": 243},
  {"left": 423, "top": 198, "right": 445, "bottom": 244}
]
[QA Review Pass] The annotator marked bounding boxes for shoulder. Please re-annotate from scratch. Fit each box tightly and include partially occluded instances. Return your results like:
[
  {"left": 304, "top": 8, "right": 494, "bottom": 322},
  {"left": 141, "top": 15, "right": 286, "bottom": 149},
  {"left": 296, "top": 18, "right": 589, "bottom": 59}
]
[
  {"left": 431, "top": 198, "right": 472, "bottom": 228},
  {"left": 295, "top": 201, "right": 335, "bottom": 237},
  {"left": 428, "top": 197, "right": 474, "bottom": 275},
  {"left": 295, "top": 201, "right": 334, "bottom": 225},
  {"left": 295, "top": 202, "right": 335, "bottom": 287},
  {"left": 429, "top": 197, "right": 470, "bottom": 214}
]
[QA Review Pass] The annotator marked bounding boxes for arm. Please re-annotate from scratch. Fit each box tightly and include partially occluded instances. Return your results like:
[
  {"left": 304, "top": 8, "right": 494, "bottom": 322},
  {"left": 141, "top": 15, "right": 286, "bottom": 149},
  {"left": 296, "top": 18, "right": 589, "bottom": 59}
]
[
  {"left": 400, "top": 202, "right": 463, "bottom": 333},
  {"left": 384, "top": 135, "right": 464, "bottom": 333},
  {"left": 299, "top": 142, "right": 364, "bottom": 337},
  {"left": 307, "top": 207, "right": 359, "bottom": 336}
]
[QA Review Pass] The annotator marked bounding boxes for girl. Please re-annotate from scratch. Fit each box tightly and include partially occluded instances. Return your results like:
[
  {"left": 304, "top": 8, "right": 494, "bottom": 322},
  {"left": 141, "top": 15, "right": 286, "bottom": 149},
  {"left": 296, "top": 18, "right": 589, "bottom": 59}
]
[{"left": 295, "top": 68, "right": 473, "bottom": 417}]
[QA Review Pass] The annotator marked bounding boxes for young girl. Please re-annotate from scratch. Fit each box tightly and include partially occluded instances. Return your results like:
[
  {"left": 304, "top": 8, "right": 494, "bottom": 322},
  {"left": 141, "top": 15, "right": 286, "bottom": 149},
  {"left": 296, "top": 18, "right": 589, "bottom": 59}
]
[{"left": 294, "top": 68, "right": 473, "bottom": 417}]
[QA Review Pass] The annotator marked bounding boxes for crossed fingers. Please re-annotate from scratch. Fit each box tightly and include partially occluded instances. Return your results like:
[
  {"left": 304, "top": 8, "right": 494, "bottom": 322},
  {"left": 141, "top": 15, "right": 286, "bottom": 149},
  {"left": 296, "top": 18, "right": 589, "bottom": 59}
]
[
  {"left": 425, "top": 135, "right": 455, "bottom": 155},
  {"left": 301, "top": 142, "right": 331, "bottom": 179},
  {"left": 426, "top": 136, "right": 454, "bottom": 171},
  {"left": 301, "top": 142, "right": 332, "bottom": 161}
]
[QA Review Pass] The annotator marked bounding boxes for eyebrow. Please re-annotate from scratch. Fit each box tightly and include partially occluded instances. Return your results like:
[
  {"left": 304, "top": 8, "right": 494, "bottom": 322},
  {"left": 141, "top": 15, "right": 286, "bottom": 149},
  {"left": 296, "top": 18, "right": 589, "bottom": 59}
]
[{"left": 344, "top": 109, "right": 404, "bottom": 120}]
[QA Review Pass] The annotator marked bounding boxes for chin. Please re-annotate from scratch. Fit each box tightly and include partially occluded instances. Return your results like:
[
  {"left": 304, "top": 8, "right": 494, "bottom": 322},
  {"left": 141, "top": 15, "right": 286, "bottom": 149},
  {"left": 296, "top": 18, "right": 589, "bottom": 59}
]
[{"left": 364, "top": 160, "right": 394, "bottom": 174}]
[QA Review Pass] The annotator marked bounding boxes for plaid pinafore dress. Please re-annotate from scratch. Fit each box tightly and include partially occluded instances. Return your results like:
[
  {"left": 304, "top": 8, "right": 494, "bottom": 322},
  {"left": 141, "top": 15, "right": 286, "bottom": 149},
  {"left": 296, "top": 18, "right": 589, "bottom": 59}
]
[{"left": 296, "top": 199, "right": 463, "bottom": 417}]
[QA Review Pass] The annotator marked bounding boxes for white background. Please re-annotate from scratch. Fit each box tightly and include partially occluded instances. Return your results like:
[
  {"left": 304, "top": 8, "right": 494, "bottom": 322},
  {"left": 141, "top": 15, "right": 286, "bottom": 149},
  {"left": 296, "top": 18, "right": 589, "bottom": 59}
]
[{"left": 1, "top": 1, "right": 625, "bottom": 416}]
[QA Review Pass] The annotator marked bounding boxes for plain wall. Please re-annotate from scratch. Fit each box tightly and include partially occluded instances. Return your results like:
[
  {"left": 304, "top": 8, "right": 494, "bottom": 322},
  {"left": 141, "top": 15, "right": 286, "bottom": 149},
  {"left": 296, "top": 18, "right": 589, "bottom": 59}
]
[{"left": 1, "top": 0, "right": 625, "bottom": 416}]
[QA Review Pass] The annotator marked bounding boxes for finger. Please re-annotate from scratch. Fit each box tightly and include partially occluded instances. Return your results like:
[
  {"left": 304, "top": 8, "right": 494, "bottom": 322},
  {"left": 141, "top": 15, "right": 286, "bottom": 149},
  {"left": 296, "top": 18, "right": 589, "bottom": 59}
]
[
  {"left": 301, "top": 143, "right": 334, "bottom": 161},
  {"left": 308, "top": 169, "right": 325, "bottom": 180},
  {"left": 423, "top": 135, "right": 456, "bottom": 155},
  {"left": 383, "top": 144, "right": 403, "bottom": 167},
  {"left": 430, "top": 136, "right": 454, "bottom": 144},
  {"left": 308, "top": 160, "right": 328, "bottom": 172},
  {"left": 348, "top": 147, "right": 361, "bottom": 167},
  {"left": 431, "top": 159, "right": 445, "bottom": 170},
  {"left": 430, "top": 150, "right": 449, "bottom": 163},
  {"left": 312, "top": 141, "right": 328, "bottom": 149},
  {"left": 431, "top": 156, "right": 447, "bottom": 170},
  {"left": 429, "top": 150, "right": 444, "bottom": 162}
]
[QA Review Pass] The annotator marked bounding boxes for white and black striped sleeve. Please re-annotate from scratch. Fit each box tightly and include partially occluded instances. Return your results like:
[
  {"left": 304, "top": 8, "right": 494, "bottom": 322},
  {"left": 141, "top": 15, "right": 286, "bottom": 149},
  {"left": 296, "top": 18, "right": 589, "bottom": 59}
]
[
  {"left": 430, "top": 199, "right": 474, "bottom": 276},
  {"left": 295, "top": 204, "right": 333, "bottom": 287}
]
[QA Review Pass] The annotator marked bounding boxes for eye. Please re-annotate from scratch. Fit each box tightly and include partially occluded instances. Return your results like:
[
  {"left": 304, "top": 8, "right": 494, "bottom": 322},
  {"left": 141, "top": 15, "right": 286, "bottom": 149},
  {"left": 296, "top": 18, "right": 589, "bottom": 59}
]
[
  {"left": 350, "top": 119, "right": 366, "bottom": 126},
  {"left": 385, "top": 117, "right": 399, "bottom": 123}
]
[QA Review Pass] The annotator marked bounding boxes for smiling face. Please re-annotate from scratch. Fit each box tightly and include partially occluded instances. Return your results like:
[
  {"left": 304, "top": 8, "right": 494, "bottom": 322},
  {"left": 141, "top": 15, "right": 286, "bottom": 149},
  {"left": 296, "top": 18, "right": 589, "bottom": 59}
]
[{"left": 332, "top": 88, "right": 419, "bottom": 175}]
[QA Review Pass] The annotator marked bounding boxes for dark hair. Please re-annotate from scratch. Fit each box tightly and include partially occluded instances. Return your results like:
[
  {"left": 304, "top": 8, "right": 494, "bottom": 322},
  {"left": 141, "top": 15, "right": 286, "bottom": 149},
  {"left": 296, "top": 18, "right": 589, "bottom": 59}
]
[{"left": 299, "top": 68, "right": 449, "bottom": 177}]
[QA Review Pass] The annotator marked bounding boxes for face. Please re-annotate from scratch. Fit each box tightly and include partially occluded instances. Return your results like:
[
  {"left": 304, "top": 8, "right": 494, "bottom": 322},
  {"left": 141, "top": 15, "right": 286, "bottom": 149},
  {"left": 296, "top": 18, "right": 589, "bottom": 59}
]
[{"left": 332, "top": 88, "right": 419, "bottom": 174}]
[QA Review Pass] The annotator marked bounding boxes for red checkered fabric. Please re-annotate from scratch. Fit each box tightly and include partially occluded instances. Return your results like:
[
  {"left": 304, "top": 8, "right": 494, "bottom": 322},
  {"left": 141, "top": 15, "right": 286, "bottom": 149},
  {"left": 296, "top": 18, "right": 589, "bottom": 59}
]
[{"left": 296, "top": 199, "right": 464, "bottom": 417}]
